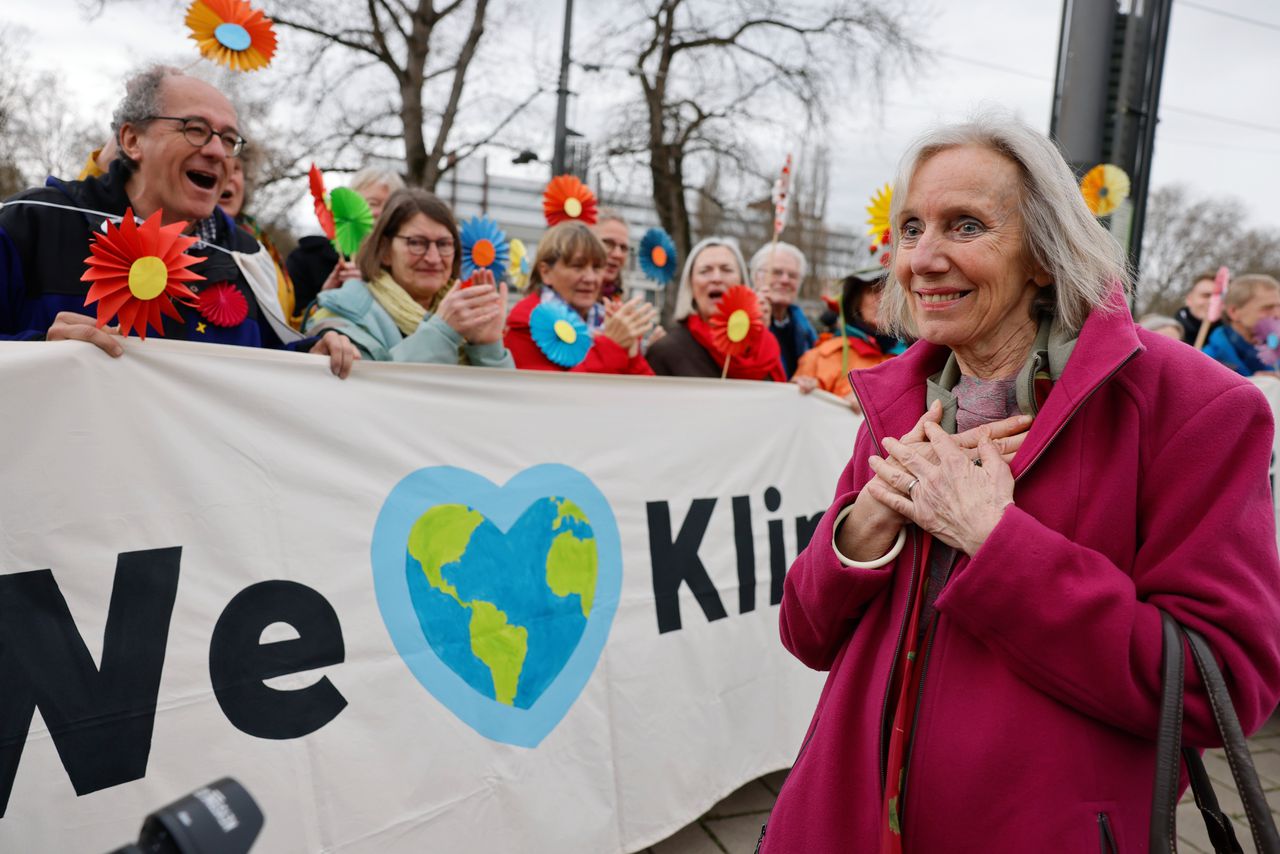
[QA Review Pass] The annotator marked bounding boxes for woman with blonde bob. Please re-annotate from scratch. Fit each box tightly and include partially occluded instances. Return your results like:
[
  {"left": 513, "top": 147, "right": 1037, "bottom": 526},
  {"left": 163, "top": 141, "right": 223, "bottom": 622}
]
[
  {"left": 303, "top": 188, "right": 514, "bottom": 367},
  {"left": 762, "top": 112, "right": 1280, "bottom": 853},
  {"left": 645, "top": 236, "right": 785, "bottom": 380},
  {"left": 504, "top": 221, "right": 657, "bottom": 374}
]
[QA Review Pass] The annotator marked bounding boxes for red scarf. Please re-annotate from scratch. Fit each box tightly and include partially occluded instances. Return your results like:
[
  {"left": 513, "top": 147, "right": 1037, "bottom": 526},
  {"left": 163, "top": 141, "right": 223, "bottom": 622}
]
[{"left": 684, "top": 314, "right": 787, "bottom": 382}]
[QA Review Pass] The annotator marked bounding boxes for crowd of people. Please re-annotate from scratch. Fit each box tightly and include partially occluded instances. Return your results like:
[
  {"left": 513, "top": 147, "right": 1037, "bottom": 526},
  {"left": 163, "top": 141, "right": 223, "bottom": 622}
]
[
  {"left": 0, "top": 65, "right": 912, "bottom": 400},
  {"left": 4, "top": 63, "right": 1267, "bottom": 398}
]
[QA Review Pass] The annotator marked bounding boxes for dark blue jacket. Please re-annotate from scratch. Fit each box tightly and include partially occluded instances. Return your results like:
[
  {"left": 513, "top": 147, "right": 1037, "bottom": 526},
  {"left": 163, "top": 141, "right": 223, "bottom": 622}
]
[
  {"left": 0, "top": 160, "right": 308, "bottom": 349},
  {"left": 769, "top": 303, "right": 818, "bottom": 378}
]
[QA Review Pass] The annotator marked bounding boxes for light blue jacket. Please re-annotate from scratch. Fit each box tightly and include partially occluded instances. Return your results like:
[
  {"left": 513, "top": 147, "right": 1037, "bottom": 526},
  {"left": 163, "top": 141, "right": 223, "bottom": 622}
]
[{"left": 304, "top": 279, "right": 514, "bottom": 368}]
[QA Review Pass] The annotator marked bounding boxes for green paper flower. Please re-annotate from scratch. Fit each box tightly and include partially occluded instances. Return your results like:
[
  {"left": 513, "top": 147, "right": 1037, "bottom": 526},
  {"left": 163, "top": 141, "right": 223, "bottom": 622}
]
[{"left": 330, "top": 187, "right": 375, "bottom": 258}]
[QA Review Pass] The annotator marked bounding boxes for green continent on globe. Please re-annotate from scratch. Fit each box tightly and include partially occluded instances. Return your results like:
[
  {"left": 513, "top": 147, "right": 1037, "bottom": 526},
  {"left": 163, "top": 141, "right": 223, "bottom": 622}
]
[
  {"left": 407, "top": 504, "right": 482, "bottom": 602},
  {"left": 552, "top": 497, "right": 590, "bottom": 530},
  {"left": 546, "top": 530, "right": 597, "bottom": 618},
  {"left": 468, "top": 600, "right": 529, "bottom": 706},
  {"left": 408, "top": 503, "right": 531, "bottom": 705}
]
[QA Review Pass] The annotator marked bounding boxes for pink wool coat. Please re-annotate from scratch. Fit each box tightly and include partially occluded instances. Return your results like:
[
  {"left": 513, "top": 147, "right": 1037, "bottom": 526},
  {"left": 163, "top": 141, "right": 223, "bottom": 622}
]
[{"left": 763, "top": 300, "right": 1280, "bottom": 853}]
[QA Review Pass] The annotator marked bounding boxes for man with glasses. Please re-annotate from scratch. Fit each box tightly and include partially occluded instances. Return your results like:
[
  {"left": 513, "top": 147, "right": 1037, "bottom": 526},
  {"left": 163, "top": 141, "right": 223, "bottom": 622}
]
[{"left": 0, "top": 65, "right": 359, "bottom": 377}]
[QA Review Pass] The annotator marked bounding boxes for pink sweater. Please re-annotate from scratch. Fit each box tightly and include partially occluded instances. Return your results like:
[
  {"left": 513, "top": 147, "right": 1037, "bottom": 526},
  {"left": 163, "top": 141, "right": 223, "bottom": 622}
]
[{"left": 763, "top": 299, "right": 1280, "bottom": 853}]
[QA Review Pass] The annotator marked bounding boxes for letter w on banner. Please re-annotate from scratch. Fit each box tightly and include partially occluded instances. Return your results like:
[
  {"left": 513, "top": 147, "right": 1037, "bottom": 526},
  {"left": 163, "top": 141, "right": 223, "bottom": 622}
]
[{"left": 0, "top": 340, "right": 855, "bottom": 853}]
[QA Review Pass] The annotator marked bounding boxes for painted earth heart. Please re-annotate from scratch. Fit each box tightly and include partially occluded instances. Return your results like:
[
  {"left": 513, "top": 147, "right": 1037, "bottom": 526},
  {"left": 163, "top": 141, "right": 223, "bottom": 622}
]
[
  {"left": 404, "top": 497, "right": 597, "bottom": 709},
  {"left": 372, "top": 464, "right": 620, "bottom": 747}
]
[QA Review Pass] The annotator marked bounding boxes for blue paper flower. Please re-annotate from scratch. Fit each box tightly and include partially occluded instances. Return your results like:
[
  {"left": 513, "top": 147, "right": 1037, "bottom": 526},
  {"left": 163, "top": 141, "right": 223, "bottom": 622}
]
[
  {"left": 530, "top": 302, "right": 591, "bottom": 368},
  {"left": 638, "top": 228, "right": 678, "bottom": 285},
  {"left": 459, "top": 215, "right": 510, "bottom": 281}
]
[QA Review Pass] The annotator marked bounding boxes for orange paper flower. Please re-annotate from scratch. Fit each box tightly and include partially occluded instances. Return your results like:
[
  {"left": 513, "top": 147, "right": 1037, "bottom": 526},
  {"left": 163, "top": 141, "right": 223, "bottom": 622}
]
[
  {"left": 185, "top": 0, "right": 277, "bottom": 72},
  {"left": 709, "top": 285, "right": 764, "bottom": 357},
  {"left": 1080, "top": 164, "right": 1130, "bottom": 216},
  {"left": 81, "top": 209, "right": 203, "bottom": 339},
  {"left": 542, "top": 175, "right": 598, "bottom": 226}
]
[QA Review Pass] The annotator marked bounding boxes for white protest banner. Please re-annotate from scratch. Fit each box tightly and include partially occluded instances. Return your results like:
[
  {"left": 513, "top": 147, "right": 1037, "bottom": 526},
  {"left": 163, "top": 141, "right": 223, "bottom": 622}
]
[
  {"left": 1249, "top": 375, "right": 1280, "bottom": 549},
  {"left": 0, "top": 340, "right": 856, "bottom": 853}
]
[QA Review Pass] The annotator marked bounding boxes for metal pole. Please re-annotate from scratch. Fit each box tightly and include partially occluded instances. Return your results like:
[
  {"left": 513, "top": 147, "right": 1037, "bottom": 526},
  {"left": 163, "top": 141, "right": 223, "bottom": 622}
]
[
  {"left": 552, "top": 0, "right": 575, "bottom": 176},
  {"left": 1127, "top": 0, "right": 1174, "bottom": 280}
]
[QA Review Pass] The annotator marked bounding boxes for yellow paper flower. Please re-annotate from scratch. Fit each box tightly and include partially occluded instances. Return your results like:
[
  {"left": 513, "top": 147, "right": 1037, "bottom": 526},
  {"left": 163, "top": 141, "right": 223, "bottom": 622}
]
[
  {"left": 865, "top": 183, "right": 892, "bottom": 236},
  {"left": 1080, "top": 164, "right": 1130, "bottom": 216},
  {"left": 185, "top": 0, "right": 277, "bottom": 73}
]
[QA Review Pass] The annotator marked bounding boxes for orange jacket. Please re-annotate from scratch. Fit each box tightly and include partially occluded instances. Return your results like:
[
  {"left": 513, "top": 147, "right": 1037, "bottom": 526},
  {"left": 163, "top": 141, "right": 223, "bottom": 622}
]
[{"left": 793, "top": 333, "right": 893, "bottom": 397}]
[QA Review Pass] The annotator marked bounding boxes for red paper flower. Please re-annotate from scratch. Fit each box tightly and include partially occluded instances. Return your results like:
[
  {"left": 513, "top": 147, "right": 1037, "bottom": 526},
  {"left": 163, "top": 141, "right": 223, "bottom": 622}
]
[
  {"left": 309, "top": 163, "right": 335, "bottom": 241},
  {"left": 197, "top": 282, "right": 249, "bottom": 326},
  {"left": 709, "top": 285, "right": 764, "bottom": 357},
  {"left": 542, "top": 175, "right": 598, "bottom": 226},
  {"left": 81, "top": 208, "right": 203, "bottom": 339}
]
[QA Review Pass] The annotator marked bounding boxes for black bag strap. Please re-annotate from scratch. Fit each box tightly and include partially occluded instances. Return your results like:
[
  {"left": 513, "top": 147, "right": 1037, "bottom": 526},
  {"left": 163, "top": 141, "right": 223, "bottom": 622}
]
[{"left": 1150, "top": 610, "right": 1280, "bottom": 854}]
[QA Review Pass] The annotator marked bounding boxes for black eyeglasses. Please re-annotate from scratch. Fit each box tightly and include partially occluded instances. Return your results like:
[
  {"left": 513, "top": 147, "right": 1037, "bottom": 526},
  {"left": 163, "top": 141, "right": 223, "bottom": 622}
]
[
  {"left": 147, "top": 116, "right": 247, "bottom": 157},
  {"left": 393, "top": 235, "right": 455, "bottom": 257}
]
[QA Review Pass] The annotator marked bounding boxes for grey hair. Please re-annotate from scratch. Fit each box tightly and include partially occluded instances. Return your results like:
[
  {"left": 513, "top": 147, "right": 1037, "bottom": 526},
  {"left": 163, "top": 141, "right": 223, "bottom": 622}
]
[
  {"left": 672, "top": 236, "right": 750, "bottom": 321},
  {"left": 597, "top": 208, "right": 629, "bottom": 229},
  {"left": 1137, "top": 313, "right": 1183, "bottom": 339},
  {"left": 350, "top": 166, "right": 406, "bottom": 195},
  {"left": 748, "top": 241, "right": 808, "bottom": 281},
  {"left": 879, "top": 111, "right": 1131, "bottom": 338},
  {"left": 110, "top": 65, "right": 185, "bottom": 172}
]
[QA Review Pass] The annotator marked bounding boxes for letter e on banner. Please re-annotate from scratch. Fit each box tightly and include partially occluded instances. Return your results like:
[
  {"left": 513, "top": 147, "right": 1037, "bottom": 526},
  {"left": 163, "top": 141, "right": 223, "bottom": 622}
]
[{"left": 209, "top": 581, "right": 348, "bottom": 739}]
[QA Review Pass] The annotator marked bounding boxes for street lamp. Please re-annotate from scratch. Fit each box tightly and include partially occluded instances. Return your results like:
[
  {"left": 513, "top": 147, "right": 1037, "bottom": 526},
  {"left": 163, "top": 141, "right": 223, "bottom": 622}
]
[{"left": 552, "top": 0, "right": 575, "bottom": 176}]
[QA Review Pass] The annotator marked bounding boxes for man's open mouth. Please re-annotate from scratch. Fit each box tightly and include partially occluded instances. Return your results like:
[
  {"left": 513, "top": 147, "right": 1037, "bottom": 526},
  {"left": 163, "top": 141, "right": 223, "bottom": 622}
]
[{"left": 187, "top": 170, "right": 218, "bottom": 191}]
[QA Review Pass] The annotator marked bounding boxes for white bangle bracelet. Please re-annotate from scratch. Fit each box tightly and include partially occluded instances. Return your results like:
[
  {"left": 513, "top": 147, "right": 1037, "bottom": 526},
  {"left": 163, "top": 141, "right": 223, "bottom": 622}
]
[{"left": 831, "top": 504, "right": 907, "bottom": 569}]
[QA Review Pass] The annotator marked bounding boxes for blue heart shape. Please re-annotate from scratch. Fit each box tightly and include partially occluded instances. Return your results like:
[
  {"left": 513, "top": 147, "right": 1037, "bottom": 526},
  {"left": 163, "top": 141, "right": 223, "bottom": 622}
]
[{"left": 372, "top": 465, "right": 621, "bottom": 747}]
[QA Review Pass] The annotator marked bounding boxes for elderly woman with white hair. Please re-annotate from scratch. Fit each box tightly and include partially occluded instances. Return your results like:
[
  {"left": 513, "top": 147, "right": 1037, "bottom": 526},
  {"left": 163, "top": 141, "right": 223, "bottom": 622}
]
[
  {"left": 645, "top": 236, "right": 785, "bottom": 380},
  {"left": 761, "top": 115, "right": 1280, "bottom": 853},
  {"left": 750, "top": 241, "right": 817, "bottom": 377},
  {"left": 286, "top": 165, "right": 408, "bottom": 311}
]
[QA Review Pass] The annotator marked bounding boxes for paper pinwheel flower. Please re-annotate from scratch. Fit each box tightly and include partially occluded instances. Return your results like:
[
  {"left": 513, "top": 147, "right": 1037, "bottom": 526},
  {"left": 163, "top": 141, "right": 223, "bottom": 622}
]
[
  {"left": 543, "top": 175, "right": 598, "bottom": 226},
  {"left": 1256, "top": 317, "right": 1280, "bottom": 368},
  {"left": 81, "top": 208, "right": 203, "bottom": 340},
  {"left": 197, "top": 282, "right": 249, "bottom": 327},
  {"left": 638, "top": 228, "right": 678, "bottom": 285},
  {"left": 507, "top": 239, "right": 531, "bottom": 289},
  {"left": 1207, "top": 265, "right": 1231, "bottom": 323},
  {"left": 709, "top": 285, "right": 764, "bottom": 358},
  {"left": 309, "top": 163, "right": 335, "bottom": 241},
  {"left": 330, "top": 187, "right": 374, "bottom": 258},
  {"left": 530, "top": 302, "right": 591, "bottom": 368},
  {"left": 866, "top": 183, "right": 892, "bottom": 236},
  {"left": 1080, "top": 164, "right": 1130, "bottom": 216},
  {"left": 460, "top": 215, "right": 510, "bottom": 280},
  {"left": 185, "top": 0, "right": 277, "bottom": 72}
]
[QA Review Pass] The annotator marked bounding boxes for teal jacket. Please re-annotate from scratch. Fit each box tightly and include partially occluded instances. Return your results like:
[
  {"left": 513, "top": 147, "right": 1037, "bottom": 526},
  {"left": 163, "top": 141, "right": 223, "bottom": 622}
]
[{"left": 303, "top": 279, "right": 515, "bottom": 368}]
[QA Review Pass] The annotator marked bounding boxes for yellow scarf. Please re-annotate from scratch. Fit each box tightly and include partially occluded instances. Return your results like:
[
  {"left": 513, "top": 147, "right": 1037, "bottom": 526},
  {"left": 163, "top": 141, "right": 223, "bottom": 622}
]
[{"left": 367, "top": 271, "right": 454, "bottom": 337}]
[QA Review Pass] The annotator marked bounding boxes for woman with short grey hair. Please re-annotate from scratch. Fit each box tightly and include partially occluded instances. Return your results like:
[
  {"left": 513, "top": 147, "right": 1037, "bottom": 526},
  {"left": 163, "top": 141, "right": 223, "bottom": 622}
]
[{"left": 763, "top": 112, "right": 1280, "bottom": 853}]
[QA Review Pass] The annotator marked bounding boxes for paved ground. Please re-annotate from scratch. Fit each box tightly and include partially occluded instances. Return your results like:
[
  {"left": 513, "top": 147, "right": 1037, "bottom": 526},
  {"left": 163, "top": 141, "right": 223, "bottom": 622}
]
[{"left": 643, "top": 713, "right": 1280, "bottom": 853}]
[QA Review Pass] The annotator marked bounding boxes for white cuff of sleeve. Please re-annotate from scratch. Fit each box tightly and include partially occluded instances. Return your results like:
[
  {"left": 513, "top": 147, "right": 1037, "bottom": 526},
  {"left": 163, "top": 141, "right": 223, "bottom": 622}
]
[{"left": 831, "top": 504, "right": 906, "bottom": 569}]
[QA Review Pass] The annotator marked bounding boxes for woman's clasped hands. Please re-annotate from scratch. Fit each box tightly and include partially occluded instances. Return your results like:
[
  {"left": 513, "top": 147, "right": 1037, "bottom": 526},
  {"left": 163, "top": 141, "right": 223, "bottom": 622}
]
[
  {"left": 863, "top": 399, "right": 1027, "bottom": 556},
  {"left": 602, "top": 296, "right": 658, "bottom": 354},
  {"left": 839, "top": 400, "right": 1031, "bottom": 561},
  {"left": 435, "top": 269, "right": 508, "bottom": 345}
]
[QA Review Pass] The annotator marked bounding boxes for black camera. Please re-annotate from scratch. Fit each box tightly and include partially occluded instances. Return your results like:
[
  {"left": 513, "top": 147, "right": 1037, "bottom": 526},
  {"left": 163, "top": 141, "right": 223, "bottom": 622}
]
[{"left": 106, "top": 777, "right": 262, "bottom": 854}]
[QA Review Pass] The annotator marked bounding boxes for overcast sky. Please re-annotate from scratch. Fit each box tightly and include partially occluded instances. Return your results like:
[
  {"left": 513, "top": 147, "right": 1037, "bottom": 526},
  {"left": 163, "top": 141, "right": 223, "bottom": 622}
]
[{"left": 5, "top": 0, "right": 1279, "bottom": 236}]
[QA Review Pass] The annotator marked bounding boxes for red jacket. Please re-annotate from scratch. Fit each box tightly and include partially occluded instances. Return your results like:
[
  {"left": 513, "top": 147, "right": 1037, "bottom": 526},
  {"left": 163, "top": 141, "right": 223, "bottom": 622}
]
[
  {"left": 763, "top": 298, "right": 1280, "bottom": 853},
  {"left": 504, "top": 293, "right": 653, "bottom": 375}
]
